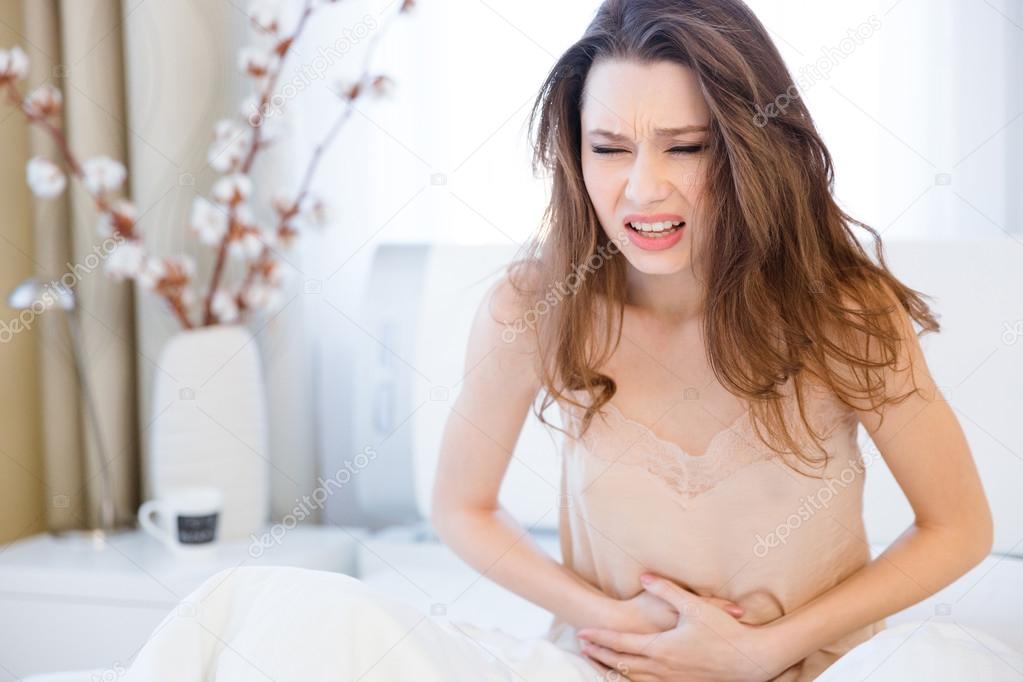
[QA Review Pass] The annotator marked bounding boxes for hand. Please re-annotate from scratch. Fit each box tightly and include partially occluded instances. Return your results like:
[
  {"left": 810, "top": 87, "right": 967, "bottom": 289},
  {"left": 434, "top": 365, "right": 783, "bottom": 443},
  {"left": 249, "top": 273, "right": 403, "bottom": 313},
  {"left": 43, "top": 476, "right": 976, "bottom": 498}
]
[
  {"left": 578, "top": 573, "right": 783, "bottom": 682},
  {"left": 605, "top": 582, "right": 745, "bottom": 634}
]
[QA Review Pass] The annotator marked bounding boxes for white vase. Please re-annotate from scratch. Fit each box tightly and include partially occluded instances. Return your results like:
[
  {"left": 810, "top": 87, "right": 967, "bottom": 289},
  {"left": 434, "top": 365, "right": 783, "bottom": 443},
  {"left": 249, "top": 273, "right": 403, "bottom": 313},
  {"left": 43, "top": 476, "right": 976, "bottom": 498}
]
[{"left": 146, "top": 324, "right": 270, "bottom": 541}]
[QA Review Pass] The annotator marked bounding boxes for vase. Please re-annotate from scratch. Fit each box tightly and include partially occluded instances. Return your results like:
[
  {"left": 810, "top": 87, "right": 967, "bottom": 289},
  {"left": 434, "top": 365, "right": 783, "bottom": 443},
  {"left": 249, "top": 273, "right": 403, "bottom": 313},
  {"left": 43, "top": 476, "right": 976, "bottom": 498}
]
[{"left": 145, "top": 324, "right": 269, "bottom": 541}]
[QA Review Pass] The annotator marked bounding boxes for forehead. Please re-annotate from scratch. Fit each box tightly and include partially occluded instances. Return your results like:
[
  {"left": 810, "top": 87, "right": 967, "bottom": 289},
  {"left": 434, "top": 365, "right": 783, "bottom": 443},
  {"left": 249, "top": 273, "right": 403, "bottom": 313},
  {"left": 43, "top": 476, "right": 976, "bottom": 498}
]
[{"left": 580, "top": 58, "right": 711, "bottom": 137}]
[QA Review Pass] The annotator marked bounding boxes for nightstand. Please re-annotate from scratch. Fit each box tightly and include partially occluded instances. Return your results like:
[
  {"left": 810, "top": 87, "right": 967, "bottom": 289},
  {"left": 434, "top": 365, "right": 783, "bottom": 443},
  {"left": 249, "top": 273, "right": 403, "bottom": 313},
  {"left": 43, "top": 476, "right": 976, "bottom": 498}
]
[{"left": 0, "top": 524, "right": 368, "bottom": 679}]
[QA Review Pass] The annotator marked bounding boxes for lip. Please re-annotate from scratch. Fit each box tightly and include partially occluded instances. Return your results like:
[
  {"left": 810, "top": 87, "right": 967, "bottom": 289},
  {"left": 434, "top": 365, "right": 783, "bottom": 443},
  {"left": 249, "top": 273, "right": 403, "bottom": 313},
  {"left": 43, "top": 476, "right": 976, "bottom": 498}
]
[
  {"left": 622, "top": 213, "right": 685, "bottom": 227},
  {"left": 623, "top": 221, "right": 685, "bottom": 252}
]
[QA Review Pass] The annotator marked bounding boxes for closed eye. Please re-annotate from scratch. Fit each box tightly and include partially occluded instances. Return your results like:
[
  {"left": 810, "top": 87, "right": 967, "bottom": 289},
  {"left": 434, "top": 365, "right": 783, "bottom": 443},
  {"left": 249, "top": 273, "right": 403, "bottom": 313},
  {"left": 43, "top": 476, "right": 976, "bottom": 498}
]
[{"left": 590, "top": 145, "right": 704, "bottom": 156}]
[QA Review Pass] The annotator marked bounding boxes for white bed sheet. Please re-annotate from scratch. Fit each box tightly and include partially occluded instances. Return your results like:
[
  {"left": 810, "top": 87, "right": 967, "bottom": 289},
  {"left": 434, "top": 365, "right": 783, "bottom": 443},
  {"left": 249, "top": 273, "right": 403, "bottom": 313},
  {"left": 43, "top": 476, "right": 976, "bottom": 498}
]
[{"left": 23, "top": 532, "right": 1023, "bottom": 681}]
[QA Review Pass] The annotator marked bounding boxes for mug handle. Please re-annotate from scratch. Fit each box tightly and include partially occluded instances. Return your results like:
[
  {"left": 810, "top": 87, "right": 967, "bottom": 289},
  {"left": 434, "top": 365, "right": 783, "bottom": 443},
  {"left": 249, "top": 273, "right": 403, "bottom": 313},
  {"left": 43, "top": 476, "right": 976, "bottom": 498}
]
[{"left": 138, "top": 499, "right": 176, "bottom": 548}]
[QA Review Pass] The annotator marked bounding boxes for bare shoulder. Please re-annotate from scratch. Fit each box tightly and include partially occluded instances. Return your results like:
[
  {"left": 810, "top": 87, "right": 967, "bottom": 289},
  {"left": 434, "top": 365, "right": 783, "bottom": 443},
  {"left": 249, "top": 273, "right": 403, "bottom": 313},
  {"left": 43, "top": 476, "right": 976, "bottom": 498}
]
[{"left": 463, "top": 264, "right": 544, "bottom": 396}]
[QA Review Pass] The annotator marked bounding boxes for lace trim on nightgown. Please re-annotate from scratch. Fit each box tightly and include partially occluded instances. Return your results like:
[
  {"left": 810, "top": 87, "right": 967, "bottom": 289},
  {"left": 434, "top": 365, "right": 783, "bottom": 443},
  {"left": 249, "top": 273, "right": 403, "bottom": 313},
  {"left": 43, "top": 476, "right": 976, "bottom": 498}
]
[{"left": 564, "top": 381, "right": 858, "bottom": 500}]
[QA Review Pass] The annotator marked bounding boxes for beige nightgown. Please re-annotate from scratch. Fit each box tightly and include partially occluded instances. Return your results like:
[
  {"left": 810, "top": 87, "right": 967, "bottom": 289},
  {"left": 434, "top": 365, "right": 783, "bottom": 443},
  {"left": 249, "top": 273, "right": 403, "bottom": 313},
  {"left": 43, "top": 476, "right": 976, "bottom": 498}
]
[{"left": 544, "top": 375, "right": 886, "bottom": 681}]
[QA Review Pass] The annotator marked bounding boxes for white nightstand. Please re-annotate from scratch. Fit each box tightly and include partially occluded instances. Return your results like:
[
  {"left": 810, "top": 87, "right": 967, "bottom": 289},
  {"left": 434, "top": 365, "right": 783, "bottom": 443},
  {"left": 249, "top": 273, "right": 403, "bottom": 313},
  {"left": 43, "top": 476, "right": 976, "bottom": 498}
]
[{"left": 0, "top": 524, "right": 368, "bottom": 680}]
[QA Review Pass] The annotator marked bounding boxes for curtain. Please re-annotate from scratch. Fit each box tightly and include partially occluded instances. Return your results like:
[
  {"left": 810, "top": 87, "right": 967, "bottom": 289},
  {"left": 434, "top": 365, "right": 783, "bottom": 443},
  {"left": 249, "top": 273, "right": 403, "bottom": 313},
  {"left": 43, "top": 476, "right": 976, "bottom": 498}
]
[
  {"left": 9, "top": 0, "right": 319, "bottom": 535},
  {"left": 19, "top": 0, "right": 138, "bottom": 533}
]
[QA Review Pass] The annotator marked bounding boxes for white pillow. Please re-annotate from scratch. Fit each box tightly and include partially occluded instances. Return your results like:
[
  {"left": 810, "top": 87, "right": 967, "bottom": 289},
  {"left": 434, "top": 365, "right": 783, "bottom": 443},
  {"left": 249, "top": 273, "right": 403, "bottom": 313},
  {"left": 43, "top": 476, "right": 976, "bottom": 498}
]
[{"left": 818, "top": 620, "right": 1023, "bottom": 681}]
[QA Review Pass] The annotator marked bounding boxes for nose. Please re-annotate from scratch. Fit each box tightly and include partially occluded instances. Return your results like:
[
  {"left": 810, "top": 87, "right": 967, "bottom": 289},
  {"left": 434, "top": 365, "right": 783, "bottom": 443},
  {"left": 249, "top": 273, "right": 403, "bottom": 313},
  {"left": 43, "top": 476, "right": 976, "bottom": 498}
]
[{"left": 624, "top": 148, "right": 671, "bottom": 206}]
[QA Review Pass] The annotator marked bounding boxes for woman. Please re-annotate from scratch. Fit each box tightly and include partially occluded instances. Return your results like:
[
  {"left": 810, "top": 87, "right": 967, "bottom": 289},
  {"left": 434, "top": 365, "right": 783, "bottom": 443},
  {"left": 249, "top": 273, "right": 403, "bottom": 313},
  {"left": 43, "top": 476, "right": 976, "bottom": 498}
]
[
  {"left": 122, "top": 1, "right": 995, "bottom": 681},
  {"left": 432, "top": 0, "right": 992, "bottom": 680}
]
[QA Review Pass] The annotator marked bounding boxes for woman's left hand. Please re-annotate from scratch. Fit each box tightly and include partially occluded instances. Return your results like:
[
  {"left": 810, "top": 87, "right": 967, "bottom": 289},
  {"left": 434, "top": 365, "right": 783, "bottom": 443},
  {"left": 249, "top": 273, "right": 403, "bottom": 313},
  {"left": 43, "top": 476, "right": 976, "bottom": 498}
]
[{"left": 576, "top": 573, "right": 786, "bottom": 682}]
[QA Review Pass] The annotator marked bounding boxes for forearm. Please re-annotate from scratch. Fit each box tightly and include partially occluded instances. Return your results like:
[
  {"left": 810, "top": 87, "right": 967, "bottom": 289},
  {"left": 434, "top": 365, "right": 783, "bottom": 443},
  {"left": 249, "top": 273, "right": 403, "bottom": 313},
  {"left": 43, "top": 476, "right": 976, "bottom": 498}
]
[
  {"left": 758, "top": 522, "right": 991, "bottom": 672},
  {"left": 433, "top": 505, "right": 613, "bottom": 629}
]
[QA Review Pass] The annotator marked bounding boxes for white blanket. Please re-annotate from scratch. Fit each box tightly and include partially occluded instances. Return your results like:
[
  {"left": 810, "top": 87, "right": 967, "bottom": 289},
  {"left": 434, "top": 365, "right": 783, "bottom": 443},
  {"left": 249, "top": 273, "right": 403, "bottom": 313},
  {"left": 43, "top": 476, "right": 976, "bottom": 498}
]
[
  {"left": 122, "top": 565, "right": 605, "bottom": 682},
  {"left": 119, "top": 565, "right": 1023, "bottom": 681}
]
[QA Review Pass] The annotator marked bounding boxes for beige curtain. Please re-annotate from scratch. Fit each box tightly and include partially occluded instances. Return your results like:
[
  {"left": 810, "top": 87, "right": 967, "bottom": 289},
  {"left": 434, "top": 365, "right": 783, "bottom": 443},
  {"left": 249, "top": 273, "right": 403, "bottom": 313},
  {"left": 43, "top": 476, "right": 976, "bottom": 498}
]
[
  {"left": 9, "top": 0, "right": 320, "bottom": 536},
  {"left": 20, "top": 0, "right": 138, "bottom": 532}
]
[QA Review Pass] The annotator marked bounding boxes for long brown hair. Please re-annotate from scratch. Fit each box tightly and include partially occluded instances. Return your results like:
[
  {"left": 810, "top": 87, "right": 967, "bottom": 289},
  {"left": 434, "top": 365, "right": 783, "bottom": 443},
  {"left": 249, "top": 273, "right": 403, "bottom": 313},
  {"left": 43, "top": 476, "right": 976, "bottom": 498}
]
[{"left": 502, "top": 0, "right": 940, "bottom": 471}]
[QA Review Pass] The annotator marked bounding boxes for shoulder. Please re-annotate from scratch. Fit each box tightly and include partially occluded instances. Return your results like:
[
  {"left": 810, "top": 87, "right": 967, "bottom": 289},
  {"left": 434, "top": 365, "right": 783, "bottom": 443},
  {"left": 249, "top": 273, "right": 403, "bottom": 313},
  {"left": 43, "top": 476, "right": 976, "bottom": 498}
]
[{"left": 464, "top": 263, "right": 544, "bottom": 391}]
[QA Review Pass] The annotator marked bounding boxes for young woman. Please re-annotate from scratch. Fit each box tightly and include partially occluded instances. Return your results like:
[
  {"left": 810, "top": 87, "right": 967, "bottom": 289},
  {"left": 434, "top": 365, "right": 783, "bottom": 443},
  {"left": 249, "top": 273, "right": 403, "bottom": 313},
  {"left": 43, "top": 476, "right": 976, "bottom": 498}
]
[
  {"left": 431, "top": 0, "right": 993, "bottom": 680},
  {"left": 120, "top": 2, "right": 996, "bottom": 681}
]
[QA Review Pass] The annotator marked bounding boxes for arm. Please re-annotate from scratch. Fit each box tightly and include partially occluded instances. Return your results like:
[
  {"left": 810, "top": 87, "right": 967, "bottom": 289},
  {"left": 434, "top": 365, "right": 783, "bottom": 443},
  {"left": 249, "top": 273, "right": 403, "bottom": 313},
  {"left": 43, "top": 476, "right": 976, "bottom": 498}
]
[
  {"left": 756, "top": 290, "right": 994, "bottom": 673},
  {"left": 430, "top": 274, "right": 616, "bottom": 630}
]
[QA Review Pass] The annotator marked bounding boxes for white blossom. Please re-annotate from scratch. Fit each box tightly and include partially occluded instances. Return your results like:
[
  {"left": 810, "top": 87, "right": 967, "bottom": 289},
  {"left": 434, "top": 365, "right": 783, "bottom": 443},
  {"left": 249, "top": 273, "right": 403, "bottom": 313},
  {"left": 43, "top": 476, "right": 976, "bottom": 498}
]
[
  {"left": 298, "top": 194, "right": 329, "bottom": 226},
  {"left": 208, "top": 119, "right": 252, "bottom": 174},
  {"left": 265, "top": 260, "right": 294, "bottom": 288},
  {"left": 370, "top": 75, "right": 396, "bottom": 98},
  {"left": 248, "top": 2, "right": 280, "bottom": 34},
  {"left": 24, "top": 84, "right": 62, "bottom": 117},
  {"left": 104, "top": 239, "right": 147, "bottom": 280},
  {"left": 242, "top": 282, "right": 283, "bottom": 312},
  {"left": 190, "top": 197, "right": 228, "bottom": 245},
  {"left": 0, "top": 46, "right": 29, "bottom": 82},
  {"left": 227, "top": 229, "right": 265, "bottom": 260},
  {"left": 211, "top": 290, "right": 240, "bottom": 323},
  {"left": 272, "top": 193, "right": 298, "bottom": 217},
  {"left": 26, "top": 157, "right": 66, "bottom": 198},
  {"left": 212, "top": 173, "right": 253, "bottom": 205},
  {"left": 237, "top": 46, "right": 279, "bottom": 79},
  {"left": 240, "top": 95, "right": 264, "bottom": 127},
  {"left": 170, "top": 254, "right": 196, "bottom": 280},
  {"left": 97, "top": 199, "right": 138, "bottom": 238},
  {"left": 136, "top": 256, "right": 167, "bottom": 291},
  {"left": 82, "top": 156, "right": 127, "bottom": 195},
  {"left": 333, "top": 78, "right": 361, "bottom": 101}
]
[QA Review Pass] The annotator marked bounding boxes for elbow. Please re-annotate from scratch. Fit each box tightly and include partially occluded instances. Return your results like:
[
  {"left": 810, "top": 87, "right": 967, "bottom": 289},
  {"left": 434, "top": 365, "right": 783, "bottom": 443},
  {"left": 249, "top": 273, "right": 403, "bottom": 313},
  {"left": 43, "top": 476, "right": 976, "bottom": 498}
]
[
  {"left": 429, "top": 499, "right": 451, "bottom": 541},
  {"left": 954, "top": 509, "right": 994, "bottom": 569},
  {"left": 970, "top": 506, "right": 995, "bottom": 565},
  {"left": 429, "top": 499, "right": 466, "bottom": 542},
  {"left": 917, "top": 505, "right": 993, "bottom": 570}
]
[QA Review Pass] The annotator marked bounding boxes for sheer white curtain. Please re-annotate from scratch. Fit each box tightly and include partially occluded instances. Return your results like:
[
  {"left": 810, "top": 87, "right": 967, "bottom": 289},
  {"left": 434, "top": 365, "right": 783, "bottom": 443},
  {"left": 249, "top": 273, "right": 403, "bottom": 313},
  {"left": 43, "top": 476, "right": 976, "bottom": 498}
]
[
  {"left": 747, "top": 0, "right": 1020, "bottom": 239},
  {"left": 291, "top": 0, "right": 602, "bottom": 524},
  {"left": 296, "top": 0, "right": 1021, "bottom": 523}
]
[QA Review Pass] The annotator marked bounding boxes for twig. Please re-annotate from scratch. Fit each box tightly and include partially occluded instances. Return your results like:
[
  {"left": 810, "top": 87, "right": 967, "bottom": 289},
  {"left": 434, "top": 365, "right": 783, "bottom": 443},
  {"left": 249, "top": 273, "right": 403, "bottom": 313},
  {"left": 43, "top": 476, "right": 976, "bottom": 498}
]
[{"left": 235, "top": 4, "right": 406, "bottom": 311}]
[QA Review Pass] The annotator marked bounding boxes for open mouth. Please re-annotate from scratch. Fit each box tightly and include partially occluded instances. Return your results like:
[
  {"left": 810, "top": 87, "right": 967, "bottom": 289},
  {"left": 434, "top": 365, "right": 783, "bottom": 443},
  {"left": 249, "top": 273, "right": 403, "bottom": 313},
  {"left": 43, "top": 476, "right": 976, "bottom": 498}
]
[{"left": 626, "top": 221, "right": 685, "bottom": 238}]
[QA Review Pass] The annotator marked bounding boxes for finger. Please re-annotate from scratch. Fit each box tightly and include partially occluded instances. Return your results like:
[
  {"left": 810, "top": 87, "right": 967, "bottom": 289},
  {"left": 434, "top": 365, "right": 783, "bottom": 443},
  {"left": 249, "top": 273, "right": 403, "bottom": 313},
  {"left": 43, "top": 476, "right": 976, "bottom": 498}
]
[
  {"left": 640, "top": 573, "right": 702, "bottom": 615},
  {"left": 580, "top": 641, "right": 655, "bottom": 677},
  {"left": 706, "top": 596, "right": 744, "bottom": 617},
  {"left": 577, "top": 627, "right": 655, "bottom": 655}
]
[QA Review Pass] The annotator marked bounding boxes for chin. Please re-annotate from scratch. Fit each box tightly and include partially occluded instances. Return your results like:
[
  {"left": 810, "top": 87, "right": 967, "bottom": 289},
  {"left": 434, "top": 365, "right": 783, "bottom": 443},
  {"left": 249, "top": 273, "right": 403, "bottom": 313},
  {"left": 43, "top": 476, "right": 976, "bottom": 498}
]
[{"left": 625, "top": 252, "right": 691, "bottom": 275}]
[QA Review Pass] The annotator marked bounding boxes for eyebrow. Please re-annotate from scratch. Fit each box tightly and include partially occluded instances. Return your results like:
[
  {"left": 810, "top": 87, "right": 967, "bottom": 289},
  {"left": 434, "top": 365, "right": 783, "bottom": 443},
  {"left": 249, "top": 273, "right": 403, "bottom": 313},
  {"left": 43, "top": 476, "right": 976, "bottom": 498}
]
[{"left": 587, "top": 126, "right": 709, "bottom": 140}]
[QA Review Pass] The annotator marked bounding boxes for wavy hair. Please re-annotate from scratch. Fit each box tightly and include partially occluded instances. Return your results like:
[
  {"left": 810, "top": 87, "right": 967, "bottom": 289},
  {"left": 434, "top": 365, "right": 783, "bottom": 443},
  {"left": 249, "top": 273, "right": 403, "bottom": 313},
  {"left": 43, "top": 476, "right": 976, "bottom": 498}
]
[{"left": 501, "top": 0, "right": 940, "bottom": 471}]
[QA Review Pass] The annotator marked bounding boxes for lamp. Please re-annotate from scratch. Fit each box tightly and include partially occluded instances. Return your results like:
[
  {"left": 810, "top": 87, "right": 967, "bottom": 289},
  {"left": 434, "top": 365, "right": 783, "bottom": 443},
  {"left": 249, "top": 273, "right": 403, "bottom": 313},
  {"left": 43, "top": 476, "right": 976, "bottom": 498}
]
[{"left": 7, "top": 277, "right": 119, "bottom": 539}]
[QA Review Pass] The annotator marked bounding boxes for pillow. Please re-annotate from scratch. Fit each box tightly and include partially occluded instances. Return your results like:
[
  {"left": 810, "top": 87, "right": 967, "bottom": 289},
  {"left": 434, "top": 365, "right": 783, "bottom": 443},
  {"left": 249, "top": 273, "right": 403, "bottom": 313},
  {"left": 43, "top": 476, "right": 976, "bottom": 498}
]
[{"left": 818, "top": 620, "right": 1023, "bottom": 681}]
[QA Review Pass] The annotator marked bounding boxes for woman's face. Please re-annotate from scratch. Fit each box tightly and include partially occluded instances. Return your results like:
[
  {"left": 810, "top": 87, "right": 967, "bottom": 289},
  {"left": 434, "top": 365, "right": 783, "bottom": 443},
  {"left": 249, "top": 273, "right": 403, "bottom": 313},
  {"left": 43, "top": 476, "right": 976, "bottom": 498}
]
[{"left": 580, "top": 58, "right": 712, "bottom": 276}]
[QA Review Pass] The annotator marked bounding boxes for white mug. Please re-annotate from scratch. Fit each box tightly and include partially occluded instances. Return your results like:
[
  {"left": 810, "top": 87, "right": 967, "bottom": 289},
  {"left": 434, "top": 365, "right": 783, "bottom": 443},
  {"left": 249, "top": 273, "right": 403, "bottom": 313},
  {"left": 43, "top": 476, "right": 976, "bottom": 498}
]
[{"left": 138, "top": 486, "right": 223, "bottom": 551}]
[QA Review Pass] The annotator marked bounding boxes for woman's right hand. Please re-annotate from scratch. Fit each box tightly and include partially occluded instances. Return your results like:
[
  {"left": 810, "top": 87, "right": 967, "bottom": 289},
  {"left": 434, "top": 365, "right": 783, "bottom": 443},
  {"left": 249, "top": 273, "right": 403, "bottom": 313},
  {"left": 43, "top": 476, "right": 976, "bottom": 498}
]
[{"left": 603, "top": 588, "right": 745, "bottom": 634}]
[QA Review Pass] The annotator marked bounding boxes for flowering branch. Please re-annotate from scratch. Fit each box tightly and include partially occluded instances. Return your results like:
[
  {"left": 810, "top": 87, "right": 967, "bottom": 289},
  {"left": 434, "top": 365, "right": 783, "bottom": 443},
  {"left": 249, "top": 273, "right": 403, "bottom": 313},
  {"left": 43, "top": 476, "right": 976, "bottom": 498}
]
[
  {"left": 201, "top": 0, "right": 316, "bottom": 326},
  {"left": 1, "top": 0, "right": 417, "bottom": 330},
  {"left": 233, "top": 2, "right": 403, "bottom": 316},
  {"left": 1, "top": 58, "right": 194, "bottom": 329}
]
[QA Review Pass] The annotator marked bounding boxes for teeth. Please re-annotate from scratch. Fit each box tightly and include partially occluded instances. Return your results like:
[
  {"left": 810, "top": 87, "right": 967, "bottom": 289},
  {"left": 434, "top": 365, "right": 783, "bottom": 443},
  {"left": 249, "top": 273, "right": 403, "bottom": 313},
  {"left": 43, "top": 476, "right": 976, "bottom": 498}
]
[{"left": 629, "top": 220, "right": 683, "bottom": 232}]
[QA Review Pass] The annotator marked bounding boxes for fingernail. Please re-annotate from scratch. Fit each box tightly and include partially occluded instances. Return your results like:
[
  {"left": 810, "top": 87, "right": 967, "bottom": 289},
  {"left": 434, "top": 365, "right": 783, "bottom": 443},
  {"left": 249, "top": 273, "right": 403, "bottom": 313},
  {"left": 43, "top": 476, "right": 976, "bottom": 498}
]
[{"left": 640, "top": 574, "right": 653, "bottom": 584}]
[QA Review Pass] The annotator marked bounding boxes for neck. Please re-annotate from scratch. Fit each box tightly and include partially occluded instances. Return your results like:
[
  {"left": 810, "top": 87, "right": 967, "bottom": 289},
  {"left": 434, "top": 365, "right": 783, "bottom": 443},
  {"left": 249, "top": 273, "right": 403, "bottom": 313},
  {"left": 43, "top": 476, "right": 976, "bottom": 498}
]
[{"left": 624, "top": 264, "right": 706, "bottom": 325}]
